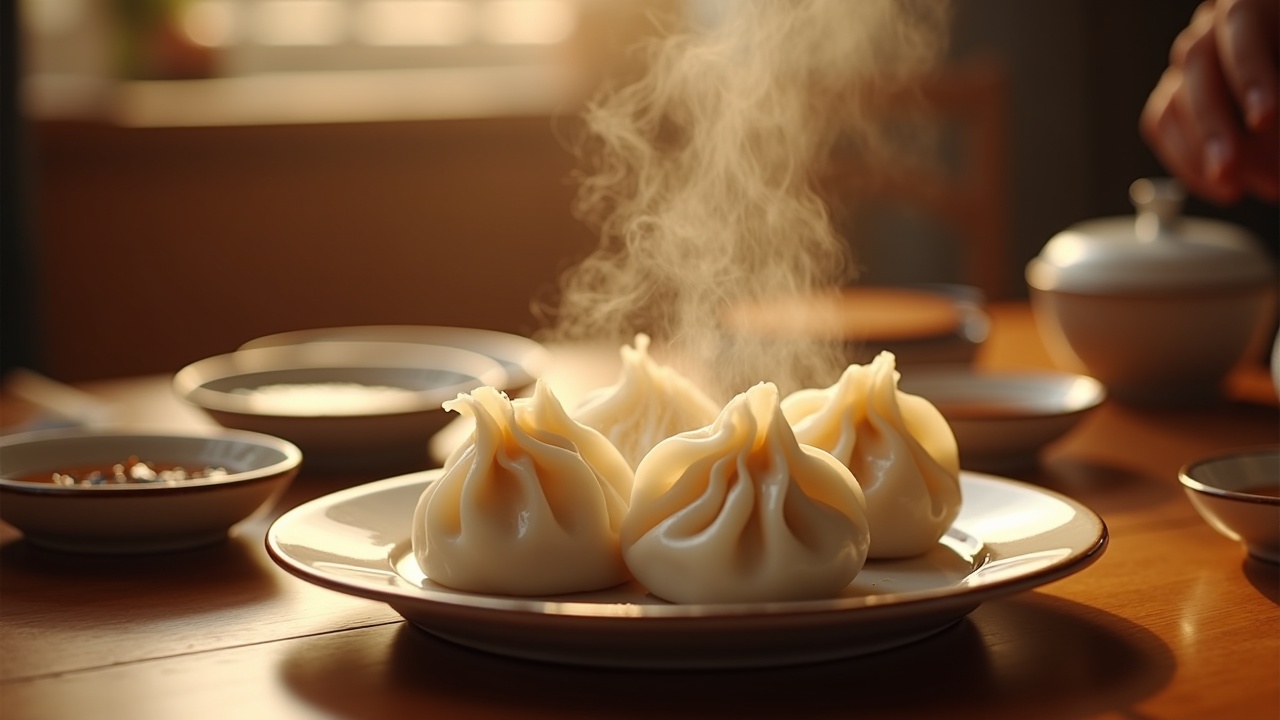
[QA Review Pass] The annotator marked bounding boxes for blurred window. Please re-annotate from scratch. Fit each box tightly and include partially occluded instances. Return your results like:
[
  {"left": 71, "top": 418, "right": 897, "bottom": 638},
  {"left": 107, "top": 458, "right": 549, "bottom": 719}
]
[
  {"left": 19, "top": 0, "right": 687, "bottom": 125},
  {"left": 21, "top": 0, "right": 583, "bottom": 79}
]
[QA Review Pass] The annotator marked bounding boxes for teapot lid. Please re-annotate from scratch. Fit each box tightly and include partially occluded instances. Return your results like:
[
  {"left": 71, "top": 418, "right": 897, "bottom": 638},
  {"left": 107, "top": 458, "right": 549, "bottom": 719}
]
[{"left": 1026, "top": 178, "right": 1275, "bottom": 294}]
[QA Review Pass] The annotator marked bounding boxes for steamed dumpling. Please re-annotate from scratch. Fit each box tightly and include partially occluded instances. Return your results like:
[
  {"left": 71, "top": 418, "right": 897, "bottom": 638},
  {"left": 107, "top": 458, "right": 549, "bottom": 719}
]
[
  {"left": 781, "top": 351, "right": 961, "bottom": 559},
  {"left": 412, "top": 381, "right": 634, "bottom": 596},
  {"left": 621, "top": 382, "right": 869, "bottom": 604},
  {"left": 573, "top": 333, "right": 720, "bottom": 469}
]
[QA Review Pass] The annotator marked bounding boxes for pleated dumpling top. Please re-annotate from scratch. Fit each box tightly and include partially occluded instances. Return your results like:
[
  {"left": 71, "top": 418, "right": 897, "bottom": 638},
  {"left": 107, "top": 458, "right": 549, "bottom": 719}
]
[
  {"left": 781, "top": 352, "right": 961, "bottom": 559},
  {"left": 621, "top": 382, "right": 870, "bottom": 604},
  {"left": 413, "top": 381, "right": 634, "bottom": 596},
  {"left": 573, "top": 333, "right": 720, "bottom": 470}
]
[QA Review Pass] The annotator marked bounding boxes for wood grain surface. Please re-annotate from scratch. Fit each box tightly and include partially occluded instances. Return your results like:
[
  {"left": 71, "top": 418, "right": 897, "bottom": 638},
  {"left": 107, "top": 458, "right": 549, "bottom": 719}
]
[{"left": 2, "top": 303, "right": 1277, "bottom": 720}]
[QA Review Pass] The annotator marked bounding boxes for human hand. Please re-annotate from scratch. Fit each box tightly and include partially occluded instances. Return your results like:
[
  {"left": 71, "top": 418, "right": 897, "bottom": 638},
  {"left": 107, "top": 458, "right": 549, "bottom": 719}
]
[{"left": 1140, "top": 0, "right": 1279, "bottom": 204}]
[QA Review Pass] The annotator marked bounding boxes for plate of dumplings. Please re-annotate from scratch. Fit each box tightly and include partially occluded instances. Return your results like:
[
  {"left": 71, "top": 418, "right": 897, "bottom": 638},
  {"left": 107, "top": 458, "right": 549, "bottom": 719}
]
[{"left": 268, "top": 338, "right": 1108, "bottom": 669}]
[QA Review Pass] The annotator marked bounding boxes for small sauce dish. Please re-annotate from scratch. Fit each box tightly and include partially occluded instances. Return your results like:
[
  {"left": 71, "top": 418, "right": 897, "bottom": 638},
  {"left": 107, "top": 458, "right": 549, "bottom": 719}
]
[
  {"left": 1179, "top": 447, "right": 1280, "bottom": 564},
  {"left": 0, "top": 428, "right": 301, "bottom": 554},
  {"left": 897, "top": 368, "right": 1106, "bottom": 471}
]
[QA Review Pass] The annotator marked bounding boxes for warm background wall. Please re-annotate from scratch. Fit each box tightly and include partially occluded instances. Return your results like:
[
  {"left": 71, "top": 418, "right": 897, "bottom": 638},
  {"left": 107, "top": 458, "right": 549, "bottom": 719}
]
[
  {"left": 29, "top": 117, "right": 596, "bottom": 381},
  {"left": 7, "top": 0, "right": 1277, "bottom": 383}
]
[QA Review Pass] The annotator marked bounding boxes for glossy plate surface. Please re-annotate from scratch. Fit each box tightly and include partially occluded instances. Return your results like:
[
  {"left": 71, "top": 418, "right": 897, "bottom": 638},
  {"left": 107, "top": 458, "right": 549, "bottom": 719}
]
[{"left": 267, "top": 470, "right": 1107, "bottom": 668}]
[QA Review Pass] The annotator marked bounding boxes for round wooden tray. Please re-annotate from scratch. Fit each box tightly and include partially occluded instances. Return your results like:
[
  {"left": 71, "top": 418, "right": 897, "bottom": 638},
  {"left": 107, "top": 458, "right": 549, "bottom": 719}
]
[{"left": 723, "top": 287, "right": 965, "bottom": 343}]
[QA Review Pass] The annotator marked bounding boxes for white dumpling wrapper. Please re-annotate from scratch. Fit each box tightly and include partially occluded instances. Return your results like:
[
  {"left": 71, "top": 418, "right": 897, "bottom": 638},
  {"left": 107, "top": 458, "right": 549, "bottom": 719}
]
[
  {"left": 621, "top": 382, "right": 869, "bottom": 604},
  {"left": 573, "top": 333, "right": 720, "bottom": 470},
  {"left": 781, "top": 351, "right": 961, "bottom": 559},
  {"left": 413, "top": 381, "right": 634, "bottom": 596}
]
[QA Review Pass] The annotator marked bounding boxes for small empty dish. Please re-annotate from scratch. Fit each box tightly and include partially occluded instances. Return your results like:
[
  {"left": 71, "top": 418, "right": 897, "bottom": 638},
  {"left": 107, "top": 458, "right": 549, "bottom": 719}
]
[
  {"left": 1179, "top": 447, "right": 1280, "bottom": 564},
  {"left": 897, "top": 368, "right": 1106, "bottom": 471},
  {"left": 0, "top": 428, "right": 301, "bottom": 553},
  {"left": 239, "top": 325, "right": 550, "bottom": 395},
  {"left": 174, "top": 341, "right": 507, "bottom": 473}
]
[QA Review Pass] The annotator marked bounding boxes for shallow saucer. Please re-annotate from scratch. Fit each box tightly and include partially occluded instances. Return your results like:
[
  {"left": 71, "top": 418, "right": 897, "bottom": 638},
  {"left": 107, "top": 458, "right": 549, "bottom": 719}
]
[
  {"left": 239, "top": 325, "right": 549, "bottom": 395},
  {"left": 174, "top": 341, "right": 506, "bottom": 473}
]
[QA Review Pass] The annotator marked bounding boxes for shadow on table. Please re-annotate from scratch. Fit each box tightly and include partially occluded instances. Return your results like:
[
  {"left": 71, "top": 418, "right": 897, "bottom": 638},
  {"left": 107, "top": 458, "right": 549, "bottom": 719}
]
[
  {"left": 1032, "top": 458, "right": 1177, "bottom": 519},
  {"left": 278, "top": 592, "right": 1174, "bottom": 720},
  {"left": 0, "top": 531, "right": 280, "bottom": 618},
  {"left": 1243, "top": 556, "right": 1279, "bottom": 606},
  {"left": 1031, "top": 398, "right": 1279, "bottom": 525}
]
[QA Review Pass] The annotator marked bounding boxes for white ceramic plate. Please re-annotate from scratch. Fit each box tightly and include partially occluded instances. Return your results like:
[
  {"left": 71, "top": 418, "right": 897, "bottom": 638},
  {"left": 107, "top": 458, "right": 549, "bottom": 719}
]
[
  {"left": 239, "top": 325, "right": 550, "bottom": 394},
  {"left": 898, "top": 368, "right": 1106, "bottom": 471},
  {"left": 267, "top": 470, "right": 1107, "bottom": 668}
]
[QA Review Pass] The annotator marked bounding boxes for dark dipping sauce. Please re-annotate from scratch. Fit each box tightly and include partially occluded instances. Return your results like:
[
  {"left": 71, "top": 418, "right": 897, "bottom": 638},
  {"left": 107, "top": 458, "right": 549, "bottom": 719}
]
[{"left": 17, "top": 457, "right": 229, "bottom": 486}]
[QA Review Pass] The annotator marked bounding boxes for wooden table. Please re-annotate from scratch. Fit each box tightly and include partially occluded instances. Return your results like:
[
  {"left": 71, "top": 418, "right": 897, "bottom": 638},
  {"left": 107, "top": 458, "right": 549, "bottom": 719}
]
[{"left": 2, "top": 304, "right": 1278, "bottom": 719}]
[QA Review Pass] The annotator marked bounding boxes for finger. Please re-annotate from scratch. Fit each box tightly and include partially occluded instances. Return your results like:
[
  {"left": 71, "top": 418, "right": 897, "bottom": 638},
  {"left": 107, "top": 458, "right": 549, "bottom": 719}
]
[
  {"left": 1239, "top": 126, "right": 1280, "bottom": 200},
  {"left": 1173, "top": 25, "right": 1245, "bottom": 185},
  {"left": 1215, "top": 0, "right": 1279, "bottom": 131},
  {"left": 1140, "top": 73, "right": 1201, "bottom": 187},
  {"left": 1142, "top": 70, "right": 1242, "bottom": 204},
  {"left": 1170, "top": 1, "right": 1218, "bottom": 67},
  {"left": 1242, "top": 168, "right": 1280, "bottom": 201}
]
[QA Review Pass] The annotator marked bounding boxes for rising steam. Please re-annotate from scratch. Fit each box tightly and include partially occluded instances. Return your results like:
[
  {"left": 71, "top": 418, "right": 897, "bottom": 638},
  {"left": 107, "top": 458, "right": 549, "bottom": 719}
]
[{"left": 543, "top": 0, "right": 950, "bottom": 400}]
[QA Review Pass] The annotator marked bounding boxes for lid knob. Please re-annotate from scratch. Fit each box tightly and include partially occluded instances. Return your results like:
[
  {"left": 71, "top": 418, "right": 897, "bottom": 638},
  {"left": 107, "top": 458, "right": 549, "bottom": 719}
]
[
  {"left": 1130, "top": 177, "right": 1184, "bottom": 241},
  {"left": 1027, "top": 176, "right": 1273, "bottom": 293}
]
